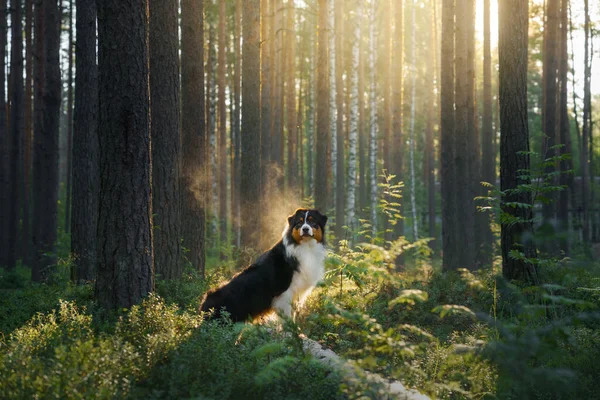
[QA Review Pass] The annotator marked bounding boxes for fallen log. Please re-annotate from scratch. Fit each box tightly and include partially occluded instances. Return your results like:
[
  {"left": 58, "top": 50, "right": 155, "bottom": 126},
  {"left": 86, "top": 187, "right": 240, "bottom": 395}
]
[{"left": 300, "top": 334, "right": 430, "bottom": 400}]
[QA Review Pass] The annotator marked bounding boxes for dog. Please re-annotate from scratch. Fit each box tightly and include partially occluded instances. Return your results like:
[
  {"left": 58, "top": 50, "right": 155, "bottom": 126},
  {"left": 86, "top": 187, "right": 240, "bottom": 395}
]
[{"left": 200, "top": 208, "right": 328, "bottom": 323}]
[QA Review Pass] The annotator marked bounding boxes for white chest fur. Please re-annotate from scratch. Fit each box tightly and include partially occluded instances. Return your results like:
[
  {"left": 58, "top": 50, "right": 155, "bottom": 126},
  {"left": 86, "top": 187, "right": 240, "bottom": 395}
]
[{"left": 272, "top": 233, "right": 326, "bottom": 317}]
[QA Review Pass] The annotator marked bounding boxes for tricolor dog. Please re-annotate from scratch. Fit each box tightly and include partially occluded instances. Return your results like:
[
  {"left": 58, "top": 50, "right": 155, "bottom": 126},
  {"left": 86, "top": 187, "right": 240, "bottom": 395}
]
[{"left": 200, "top": 208, "right": 328, "bottom": 322}]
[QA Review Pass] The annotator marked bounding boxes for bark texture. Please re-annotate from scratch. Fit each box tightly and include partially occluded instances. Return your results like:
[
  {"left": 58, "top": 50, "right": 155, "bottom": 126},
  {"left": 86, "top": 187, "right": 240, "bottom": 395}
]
[
  {"left": 481, "top": 0, "right": 494, "bottom": 260},
  {"left": 241, "top": 0, "right": 261, "bottom": 248},
  {"left": 315, "top": 0, "right": 330, "bottom": 212},
  {"left": 7, "top": 0, "right": 24, "bottom": 270},
  {"left": 32, "top": 0, "right": 60, "bottom": 281},
  {"left": 218, "top": 0, "right": 227, "bottom": 250},
  {"left": 150, "top": 0, "right": 181, "bottom": 279},
  {"left": 181, "top": 0, "right": 206, "bottom": 275},
  {"left": 64, "top": 0, "right": 74, "bottom": 234},
  {"left": 0, "top": 0, "right": 7, "bottom": 268},
  {"left": 346, "top": 0, "right": 360, "bottom": 234},
  {"left": 441, "top": 0, "right": 457, "bottom": 271},
  {"left": 71, "top": 0, "right": 98, "bottom": 282},
  {"left": 368, "top": 0, "right": 378, "bottom": 234},
  {"left": 96, "top": 0, "right": 154, "bottom": 309},
  {"left": 541, "top": 0, "right": 560, "bottom": 225},
  {"left": 499, "top": 0, "right": 538, "bottom": 283}
]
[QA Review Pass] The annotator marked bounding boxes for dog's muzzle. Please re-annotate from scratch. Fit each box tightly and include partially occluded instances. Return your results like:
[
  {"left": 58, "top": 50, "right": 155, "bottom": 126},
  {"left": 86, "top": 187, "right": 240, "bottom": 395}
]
[{"left": 300, "top": 224, "right": 314, "bottom": 237}]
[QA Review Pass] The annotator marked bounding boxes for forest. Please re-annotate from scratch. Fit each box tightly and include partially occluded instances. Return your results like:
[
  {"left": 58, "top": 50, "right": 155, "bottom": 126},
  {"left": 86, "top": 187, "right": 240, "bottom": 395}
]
[{"left": 0, "top": 0, "right": 599, "bottom": 398}]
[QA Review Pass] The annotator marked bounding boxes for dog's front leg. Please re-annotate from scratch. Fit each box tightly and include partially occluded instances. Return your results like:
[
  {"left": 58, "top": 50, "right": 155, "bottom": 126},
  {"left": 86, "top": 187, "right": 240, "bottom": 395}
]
[{"left": 272, "top": 289, "right": 293, "bottom": 319}]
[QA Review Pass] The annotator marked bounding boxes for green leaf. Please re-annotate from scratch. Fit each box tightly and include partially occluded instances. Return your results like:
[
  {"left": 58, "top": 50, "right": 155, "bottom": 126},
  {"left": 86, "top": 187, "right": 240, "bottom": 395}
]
[{"left": 389, "top": 289, "right": 429, "bottom": 309}]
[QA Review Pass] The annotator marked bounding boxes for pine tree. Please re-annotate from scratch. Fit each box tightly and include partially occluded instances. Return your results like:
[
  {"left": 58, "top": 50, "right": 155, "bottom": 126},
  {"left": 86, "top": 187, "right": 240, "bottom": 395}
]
[
  {"left": 181, "top": 0, "right": 207, "bottom": 274},
  {"left": 499, "top": 0, "right": 538, "bottom": 284},
  {"left": 0, "top": 0, "right": 7, "bottom": 268},
  {"left": 21, "top": 0, "right": 34, "bottom": 266},
  {"left": 315, "top": 0, "right": 330, "bottom": 212},
  {"left": 96, "top": 0, "right": 154, "bottom": 308},
  {"left": 481, "top": 0, "right": 495, "bottom": 260},
  {"left": 6, "top": 0, "right": 24, "bottom": 271},
  {"left": 150, "top": 0, "right": 181, "bottom": 279},
  {"left": 218, "top": 0, "right": 228, "bottom": 251},
  {"left": 241, "top": 0, "right": 261, "bottom": 248},
  {"left": 441, "top": 0, "right": 458, "bottom": 271},
  {"left": 32, "top": 0, "right": 61, "bottom": 281},
  {"left": 64, "top": 0, "right": 74, "bottom": 234},
  {"left": 71, "top": 0, "right": 98, "bottom": 282}
]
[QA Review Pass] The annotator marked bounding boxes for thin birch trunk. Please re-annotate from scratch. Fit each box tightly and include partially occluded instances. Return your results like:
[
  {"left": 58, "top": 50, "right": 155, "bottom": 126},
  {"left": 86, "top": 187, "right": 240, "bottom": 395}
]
[
  {"left": 346, "top": 0, "right": 360, "bottom": 235},
  {"left": 329, "top": 0, "right": 337, "bottom": 209},
  {"left": 408, "top": 0, "right": 418, "bottom": 240},
  {"left": 369, "top": 0, "right": 378, "bottom": 236},
  {"left": 334, "top": 0, "right": 345, "bottom": 239}
]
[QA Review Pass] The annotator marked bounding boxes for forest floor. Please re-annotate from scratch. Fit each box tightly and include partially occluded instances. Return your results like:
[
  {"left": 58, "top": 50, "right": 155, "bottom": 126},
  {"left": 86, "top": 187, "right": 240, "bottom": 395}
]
[{"left": 1, "top": 241, "right": 600, "bottom": 399}]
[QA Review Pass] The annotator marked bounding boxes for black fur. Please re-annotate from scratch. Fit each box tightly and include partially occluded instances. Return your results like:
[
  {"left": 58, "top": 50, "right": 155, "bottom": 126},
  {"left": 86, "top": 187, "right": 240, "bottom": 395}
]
[
  {"left": 200, "top": 208, "right": 327, "bottom": 323},
  {"left": 200, "top": 240, "right": 299, "bottom": 322}
]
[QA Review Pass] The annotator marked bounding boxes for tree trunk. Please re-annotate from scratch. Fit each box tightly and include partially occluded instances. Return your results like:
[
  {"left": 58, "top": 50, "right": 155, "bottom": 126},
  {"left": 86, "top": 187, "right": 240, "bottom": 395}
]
[
  {"left": 181, "top": 0, "right": 206, "bottom": 275},
  {"left": 334, "top": 0, "right": 344, "bottom": 239},
  {"left": 96, "top": 0, "right": 154, "bottom": 309},
  {"left": 481, "top": 0, "right": 494, "bottom": 260},
  {"left": 260, "top": 0, "right": 270, "bottom": 211},
  {"left": 328, "top": 0, "right": 337, "bottom": 212},
  {"left": 31, "top": 0, "right": 45, "bottom": 279},
  {"left": 306, "top": 17, "right": 315, "bottom": 198},
  {"left": 150, "top": 0, "right": 181, "bottom": 279},
  {"left": 71, "top": 0, "right": 98, "bottom": 282},
  {"left": 64, "top": 0, "right": 74, "bottom": 234},
  {"left": 424, "top": 0, "right": 437, "bottom": 250},
  {"left": 465, "top": 0, "right": 486, "bottom": 265},
  {"left": 368, "top": 0, "right": 378, "bottom": 236},
  {"left": 557, "top": 0, "right": 572, "bottom": 252},
  {"left": 218, "top": 0, "right": 228, "bottom": 251},
  {"left": 270, "top": 0, "right": 283, "bottom": 188},
  {"left": 383, "top": 0, "right": 393, "bottom": 242},
  {"left": 32, "top": 0, "right": 60, "bottom": 281},
  {"left": 315, "top": 0, "right": 330, "bottom": 212},
  {"left": 207, "top": 22, "right": 218, "bottom": 245},
  {"left": 408, "top": 0, "right": 418, "bottom": 241},
  {"left": 241, "top": 0, "right": 261, "bottom": 248},
  {"left": 453, "top": 0, "right": 475, "bottom": 269},
  {"left": 441, "top": 0, "right": 457, "bottom": 271},
  {"left": 581, "top": 0, "right": 591, "bottom": 244},
  {"left": 358, "top": 12, "right": 366, "bottom": 224},
  {"left": 392, "top": 0, "right": 404, "bottom": 246},
  {"left": 6, "top": 0, "right": 24, "bottom": 271},
  {"left": 286, "top": 0, "right": 298, "bottom": 191},
  {"left": 21, "top": 0, "right": 33, "bottom": 267},
  {"left": 0, "top": 0, "right": 8, "bottom": 268},
  {"left": 499, "top": 0, "right": 538, "bottom": 284},
  {"left": 345, "top": 0, "right": 360, "bottom": 236},
  {"left": 233, "top": 0, "right": 241, "bottom": 247},
  {"left": 541, "top": 0, "right": 560, "bottom": 228}
]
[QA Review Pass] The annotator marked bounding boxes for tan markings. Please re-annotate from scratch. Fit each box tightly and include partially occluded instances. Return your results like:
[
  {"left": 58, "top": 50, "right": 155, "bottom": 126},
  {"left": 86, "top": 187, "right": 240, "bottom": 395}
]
[
  {"left": 292, "top": 227, "right": 303, "bottom": 243},
  {"left": 313, "top": 226, "right": 323, "bottom": 243}
]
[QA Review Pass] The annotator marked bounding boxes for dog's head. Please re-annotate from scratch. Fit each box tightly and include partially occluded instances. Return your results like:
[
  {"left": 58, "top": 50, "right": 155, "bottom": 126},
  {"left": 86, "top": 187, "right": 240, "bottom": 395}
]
[{"left": 286, "top": 208, "right": 328, "bottom": 244}]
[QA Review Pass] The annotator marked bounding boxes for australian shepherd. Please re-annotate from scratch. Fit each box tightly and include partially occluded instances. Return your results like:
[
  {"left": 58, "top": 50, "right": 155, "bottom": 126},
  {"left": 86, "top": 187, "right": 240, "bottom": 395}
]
[{"left": 200, "top": 208, "right": 328, "bottom": 322}]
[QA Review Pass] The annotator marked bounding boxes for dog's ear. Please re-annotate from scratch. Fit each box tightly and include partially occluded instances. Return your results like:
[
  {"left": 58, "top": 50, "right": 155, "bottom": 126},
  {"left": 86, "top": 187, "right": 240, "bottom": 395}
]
[
  {"left": 314, "top": 210, "right": 328, "bottom": 226},
  {"left": 287, "top": 214, "right": 295, "bottom": 226}
]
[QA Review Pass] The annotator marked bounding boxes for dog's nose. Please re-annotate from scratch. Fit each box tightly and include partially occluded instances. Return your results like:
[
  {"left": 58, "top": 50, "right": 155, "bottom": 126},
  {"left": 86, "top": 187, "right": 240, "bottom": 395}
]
[{"left": 302, "top": 227, "right": 310, "bottom": 234}]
